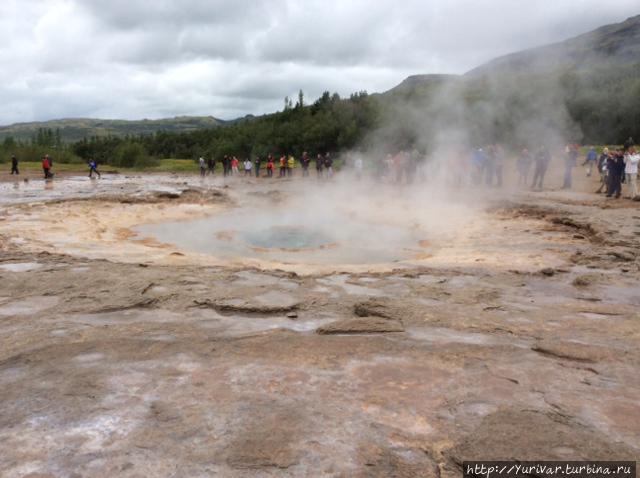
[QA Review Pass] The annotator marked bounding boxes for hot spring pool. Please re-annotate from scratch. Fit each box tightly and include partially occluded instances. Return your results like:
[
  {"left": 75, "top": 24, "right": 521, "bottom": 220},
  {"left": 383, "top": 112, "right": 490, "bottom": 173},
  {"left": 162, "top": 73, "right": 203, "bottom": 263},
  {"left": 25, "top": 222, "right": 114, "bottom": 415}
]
[{"left": 135, "top": 208, "right": 430, "bottom": 265}]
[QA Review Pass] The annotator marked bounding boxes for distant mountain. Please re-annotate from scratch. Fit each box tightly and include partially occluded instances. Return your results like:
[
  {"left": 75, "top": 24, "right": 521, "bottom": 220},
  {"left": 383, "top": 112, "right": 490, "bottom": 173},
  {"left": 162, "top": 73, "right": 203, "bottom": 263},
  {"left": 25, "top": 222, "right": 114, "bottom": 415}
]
[
  {"left": 384, "top": 74, "right": 458, "bottom": 94},
  {"left": 383, "top": 14, "right": 640, "bottom": 144},
  {"left": 0, "top": 116, "right": 225, "bottom": 143},
  {"left": 466, "top": 14, "right": 640, "bottom": 76}
]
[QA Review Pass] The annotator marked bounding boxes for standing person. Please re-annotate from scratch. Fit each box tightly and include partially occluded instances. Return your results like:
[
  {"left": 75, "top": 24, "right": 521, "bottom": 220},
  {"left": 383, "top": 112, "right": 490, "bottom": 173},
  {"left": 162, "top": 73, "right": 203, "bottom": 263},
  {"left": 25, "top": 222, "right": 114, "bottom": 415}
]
[
  {"left": 266, "top": 156, "right": 274, "bottom": 177},
  {"left": 623, "top": 137, "right": 635, "bottom": 152},
  {"left": 354, "top": 155, "right": 363, "bottom": 181},
  {"left": 199, "top": 157, "right": 206, "bottom": 177},
  {"left": 493, "top": 144, "right": 504, "bottom": 187},
  {"left": 392, "top": 151, "right": 405, "bottom": 184},
  {"left": 88, "top": 158, "right": 101, "bottom": 178},
  {"left": 582, "top": 146, "right": 598, "bottom": 177},
  {"left": 287, "top": 155, "right": 295, "bottom": 177},
  {"left": 42, "top": 155, "right": 51, "bottom": 179},
  {"left": 231, "top": 156, "right": 239, "bottom": 175},
  {"left": 10, "top": 155, "right": 19, "bottom": 175},
  {"left": 254, "top": 156, "right": 262, "bottom": 178},
  {"left": 484, "top": 145, "right": 496, "bottom": 186},
  {"left": 471, "top": 148, "right": 486, "bottom": 185},
  {"left": 531, "top": 146, "right": 550, "bottom": 190},
  {"left": 606, "top": 149, "right": 624, "bottom": 198},
  {"left": 624, "top": 147, "right": 639, "bottom": 200},
  {"left": 324, "top": 153, "right": 333, "bottom": 178},
  {"left": 221, "top": 155, "right": 229, "bottom": 176},
  {"left": 562, "top": 144, "right": 578, "bottom": 189},
  {"left": 207, "top": 157, "right": 215, "bottom": 175},
  {"left": 243, "top": 158, "right": 252, "bottom": 176},
  {"left": 301, "top": 152, "right": 310, "bottom": 177},
  {"left": 595, "top": 148, "right": 609, "bottom": 194},
  {"left": 315, "top": 154, "right": 324, "bottom": 178},
  {"left": 517, "top": 149, "right": 533, "bottom": 185},
  {"left": 279, "top": 155, "right": 287, "bottom": 178}
]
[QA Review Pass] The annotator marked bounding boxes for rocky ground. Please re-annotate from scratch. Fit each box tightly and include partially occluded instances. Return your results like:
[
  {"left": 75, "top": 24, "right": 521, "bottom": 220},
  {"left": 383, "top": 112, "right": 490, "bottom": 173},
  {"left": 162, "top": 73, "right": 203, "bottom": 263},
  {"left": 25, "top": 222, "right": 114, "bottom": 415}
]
[{"left": 0, "top": 172, "right": 638, "bottom": 477}]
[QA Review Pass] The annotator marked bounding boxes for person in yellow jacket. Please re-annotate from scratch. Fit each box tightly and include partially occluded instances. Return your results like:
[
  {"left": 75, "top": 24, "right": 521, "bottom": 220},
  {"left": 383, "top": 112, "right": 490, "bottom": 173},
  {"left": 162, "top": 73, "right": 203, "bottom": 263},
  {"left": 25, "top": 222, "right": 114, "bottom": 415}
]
[{"left": 287, "top": 155, "right": 295, "bottom": 177}]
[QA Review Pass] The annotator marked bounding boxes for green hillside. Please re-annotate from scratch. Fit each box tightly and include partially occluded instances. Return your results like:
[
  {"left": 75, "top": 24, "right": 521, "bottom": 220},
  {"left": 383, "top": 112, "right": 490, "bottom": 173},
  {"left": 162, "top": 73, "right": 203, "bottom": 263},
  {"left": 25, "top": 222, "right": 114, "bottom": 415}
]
[{"left": 0, "top": 116, "right": 225, "bottom": 143}]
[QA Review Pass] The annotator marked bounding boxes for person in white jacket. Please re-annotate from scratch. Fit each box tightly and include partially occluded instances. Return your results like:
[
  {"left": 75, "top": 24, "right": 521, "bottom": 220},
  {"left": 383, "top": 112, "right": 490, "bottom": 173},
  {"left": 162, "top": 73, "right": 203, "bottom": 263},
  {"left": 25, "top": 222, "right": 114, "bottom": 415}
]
[{"left": 624, "top": 147, "right": 639, "bottom": 200}]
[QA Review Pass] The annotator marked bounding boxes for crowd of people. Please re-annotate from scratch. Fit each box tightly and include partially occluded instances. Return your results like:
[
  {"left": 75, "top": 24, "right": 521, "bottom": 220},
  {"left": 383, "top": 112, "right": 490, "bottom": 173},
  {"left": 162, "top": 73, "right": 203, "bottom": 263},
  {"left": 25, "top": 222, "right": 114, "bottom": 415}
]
[
  {"left": 197, "top": 152, "right": 336, "bottom": 179},
  {"left": 5, "top": 138, "right": 639, "bottom": 201}
]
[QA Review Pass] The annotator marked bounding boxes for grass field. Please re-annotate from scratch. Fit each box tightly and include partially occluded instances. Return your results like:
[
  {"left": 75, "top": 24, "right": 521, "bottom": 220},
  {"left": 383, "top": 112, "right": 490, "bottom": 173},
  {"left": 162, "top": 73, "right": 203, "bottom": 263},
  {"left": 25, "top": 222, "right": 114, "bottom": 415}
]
[{"left": 3, "top": 159, "right": 199, "bottom": 174}]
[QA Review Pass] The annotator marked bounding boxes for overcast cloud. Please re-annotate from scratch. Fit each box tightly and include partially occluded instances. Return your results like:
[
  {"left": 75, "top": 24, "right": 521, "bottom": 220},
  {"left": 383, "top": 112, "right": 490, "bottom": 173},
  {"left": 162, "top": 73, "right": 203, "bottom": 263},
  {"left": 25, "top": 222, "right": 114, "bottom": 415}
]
[{"left": 0, "top": 0, "right": 637, "bottom": 124}]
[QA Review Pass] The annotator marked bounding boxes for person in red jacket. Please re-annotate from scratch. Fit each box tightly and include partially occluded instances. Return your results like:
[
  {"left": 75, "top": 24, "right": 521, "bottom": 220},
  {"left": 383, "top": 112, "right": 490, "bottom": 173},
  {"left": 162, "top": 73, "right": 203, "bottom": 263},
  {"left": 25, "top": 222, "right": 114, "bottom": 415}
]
[
  {"left": 266, "top": 155, "right": 274, "bottom": 177},
  {"left": 42, "top": 155, "right": 51, "bottom": 179}
]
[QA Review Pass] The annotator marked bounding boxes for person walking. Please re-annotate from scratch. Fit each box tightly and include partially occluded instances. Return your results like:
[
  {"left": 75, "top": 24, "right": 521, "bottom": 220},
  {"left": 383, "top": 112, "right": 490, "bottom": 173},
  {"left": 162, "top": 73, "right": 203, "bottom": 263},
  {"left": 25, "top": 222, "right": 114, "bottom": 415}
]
[
  {"left": 582, "top": 146, "right": 598, "bottom": 177},
  {"left": 10, "top": 155, "right": 19, "bottom": 175},
  {"left": 531, "top": 146, "right": 550, "bottom": 190},
  {"left": 88, "top": 158, "right": 101, "bottom": 178},
  {"left": 199, "top": 157, "right": 206, "bottom": 177},
  {"left": 624, "top": 147, "right": 639, "bottom": 200},
  {"left": 231, "top": 156, "right": 239, "bottom": 175}
]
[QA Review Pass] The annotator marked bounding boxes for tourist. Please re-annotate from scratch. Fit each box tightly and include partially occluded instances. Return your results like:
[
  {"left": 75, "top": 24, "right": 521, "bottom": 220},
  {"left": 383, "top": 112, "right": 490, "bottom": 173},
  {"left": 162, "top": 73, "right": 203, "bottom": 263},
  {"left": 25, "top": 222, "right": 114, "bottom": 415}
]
[
  {"left": 624, "top": 146, "right": 639, "bottom": 200},
  {"left": 471, "top": 148, "right": 486, "bottom": 185},
  {"left": 517, "top": 149, "right": 533, "bottom": 185},
  {"left": 562, "top": 144, "right": 578, "bottom": 189},
  {"left": 493, "top": 144, "right": 504, "bottom": 187},
  {"left": 582, "top": 146, "right": 598, "bottom": 177},
  {"left": 279, "top": 155, "right": 287, "bottom": 177},
  {"left": 287, "top": 155, "right": 295, "bottom": 177},
  {"left": 42, "top": 155, "right": 52, "bottom": 179},
  {"left": 243, "top": 158, "right": 252, "bottom": 176},
  {"left": 595, "top": 148, "right": 609, "bottom": 194},
  {"left": 324, "top": 153, "right": 334, "bottom": 178},
  {"left": 354, "top": 155, "right": 363, "bottom": 180},
  {"left": 10, "top": 154, "right": 19, "bottom": 175},
  {"left": 531, "top": 146, "right": 550, "bottom": 190},
  {"left": 484, "top": 145, "right": 496, "bottom": 186},
  {"left": 222, "top": 155, "right": 230, "bottom": 176},
  {"left": 207, "top": 157, "right": 215, "bottom": 175},
  {"left": 301, "top": 152, "right": 310, "bottom": 177},
  {"left": 266, "top": 156, "right": 274, "bottom": 177},
  {"left": 315, "top": 154, "right": 324, "bottom": 178},
  {"left": 199, "top": 157, "right": 206, "bottom": 177},
  {"left": 254, "top": 156, "right": 262, "bottom": 177},
  {"left": 88, "top": 158, "right": 101, "bottom": 179},
  {"left": 623, "top": 136, "right": 635, "bottom": 152},
  {"left": 231, "top": 156, "right": 239, "bottom": 175},
  {"left": 606, "top": 149, "right": 625, "bottom": 199}
]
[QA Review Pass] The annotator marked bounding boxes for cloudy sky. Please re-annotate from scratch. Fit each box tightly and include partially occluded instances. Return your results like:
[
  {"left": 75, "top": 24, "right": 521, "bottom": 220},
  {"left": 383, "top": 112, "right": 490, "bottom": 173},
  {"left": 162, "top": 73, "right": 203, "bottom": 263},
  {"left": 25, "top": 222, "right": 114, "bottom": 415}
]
[{"left": 0, "top": 0, "right": 637, "bottom": 125}]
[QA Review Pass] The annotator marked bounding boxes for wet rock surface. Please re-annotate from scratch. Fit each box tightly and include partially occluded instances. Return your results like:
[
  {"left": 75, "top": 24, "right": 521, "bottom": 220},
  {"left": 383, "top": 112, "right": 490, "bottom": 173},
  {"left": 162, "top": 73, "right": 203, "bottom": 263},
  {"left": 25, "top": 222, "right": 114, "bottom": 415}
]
[{"left": 0, "top": 176, "right": 639, "bottom": 476}]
